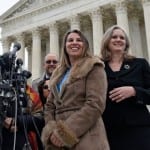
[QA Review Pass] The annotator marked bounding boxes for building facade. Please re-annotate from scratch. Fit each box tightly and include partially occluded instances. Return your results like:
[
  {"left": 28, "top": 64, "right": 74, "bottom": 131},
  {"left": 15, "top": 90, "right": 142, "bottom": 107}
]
[{"left": 0, "top": 0, "right": 150, "bottom": 80}]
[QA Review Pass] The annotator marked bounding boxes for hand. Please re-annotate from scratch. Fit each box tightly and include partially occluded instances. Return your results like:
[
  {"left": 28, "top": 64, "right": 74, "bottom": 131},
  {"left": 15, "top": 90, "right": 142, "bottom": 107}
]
[
  {"left": 3, "top": 117, "right": 13, "bottom": 129},
  {"left": 50, "top": 131, "right": 64, "bottom": 147},
  {"left": 10, "top": 125, "right": 18, "bottom": 132},
  {"left": 109, "top": 86, "right": 136, "bottom": 103},
  {"left": 3, "top": 117, "right": 18, "bottom": 132}
]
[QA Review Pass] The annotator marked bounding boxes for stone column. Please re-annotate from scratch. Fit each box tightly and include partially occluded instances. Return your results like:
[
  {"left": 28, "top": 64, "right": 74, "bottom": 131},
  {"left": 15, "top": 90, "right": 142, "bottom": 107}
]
[
  {"left": 82, "top": 20, "right": 93, "bottom": 53},
  {"left": 70, "top": 15, "right": 80, "bottom": 30},
  {"left": 49, "top": 22, "right": 59, "bottom": 58},
  {"left": 140, "top": 24, "right": 148, "bottom": 59},
  {"left": 31, "top": 28, "right": 42, "bottom": 80},
  {"left": 16, "top": 33, "right": 25, "bottom": 62},
  {"left": 46, "top": 39, "right": 50, "bottom": 54},
  {"left": 1, "top": 37, "right": 10, "bottom": 53},
  {"left": 90, "top": 8, "right": 103, "bottom": 55},
  {"left": 115, "top": 1, "right": 130, "bottom": 36},
  {"left": 26, "top": 45, "right": 32, "bottom": 72},
  {"left": 141, "top": 0, "right": 150, "bottom": 61},
  {"left": 26, "top": 45, "right": 32, "bottom": 84},
  {"left": 129, "top": 17, "right": 143, "bottom": 57}
]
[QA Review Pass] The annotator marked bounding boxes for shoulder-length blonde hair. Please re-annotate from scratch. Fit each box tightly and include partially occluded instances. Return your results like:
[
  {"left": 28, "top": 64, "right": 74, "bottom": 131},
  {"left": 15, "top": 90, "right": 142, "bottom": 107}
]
[
  {"left": 100, "top": 25, "right": 134, "bottom": 61},
  {"left": 59, "top": 29, "right": 92, "bottom": 68}
]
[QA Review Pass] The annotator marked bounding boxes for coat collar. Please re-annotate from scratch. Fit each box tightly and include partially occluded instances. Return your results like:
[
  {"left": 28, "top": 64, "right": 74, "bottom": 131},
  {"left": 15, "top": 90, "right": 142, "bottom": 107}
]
[
  {"left": 105, "top": 58, "right": 137, "bottom": 77},
  {"left": 50, "top": 56, "right": 104, "bottom": 87},
  {"left": 50, "top": 56, "right": 104, "bottom": 101}
]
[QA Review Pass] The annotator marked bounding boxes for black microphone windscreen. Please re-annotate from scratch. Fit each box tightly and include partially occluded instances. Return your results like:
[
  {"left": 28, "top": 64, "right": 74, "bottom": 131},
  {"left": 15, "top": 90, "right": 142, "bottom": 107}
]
[
  {"left": 1, "top": 52, "right": 11, "bottom": 70},
  {"left": 10, "top": 43, "right": 21, "bottom": 57},
  {"left": 13, "top": 43, "right": 21, "bottom": 51},
  {"left": 16, "top": 58, "right": 23, "bottom": 66},
  {"left": 22, "top": 70, "right": 32, "bottom": 79}
]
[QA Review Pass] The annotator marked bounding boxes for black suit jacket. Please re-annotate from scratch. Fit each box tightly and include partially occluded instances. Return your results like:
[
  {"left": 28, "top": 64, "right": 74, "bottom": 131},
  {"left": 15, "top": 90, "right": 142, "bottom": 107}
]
[{"left": 103, "top": 58, "right": 150, "bottom": 128}]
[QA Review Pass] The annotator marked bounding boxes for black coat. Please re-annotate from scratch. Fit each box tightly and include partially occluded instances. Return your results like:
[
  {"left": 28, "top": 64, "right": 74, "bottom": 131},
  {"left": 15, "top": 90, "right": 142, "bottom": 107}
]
[{"left": 103, "top": 58, "right": 150, "bottom": 150}]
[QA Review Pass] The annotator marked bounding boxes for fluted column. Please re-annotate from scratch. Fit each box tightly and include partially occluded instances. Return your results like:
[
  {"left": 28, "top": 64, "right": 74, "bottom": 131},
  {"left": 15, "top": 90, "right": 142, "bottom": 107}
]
[
  {"left": 27, "top": 45, "right": 32, "bottom": 72},
  {"left": 46, "top": 39, "right": 50, "bottom": 54},
  {"left": 49, "top": 22, "right": 59, "bottom": 57},
  {"left": 129, "top": 17, "right": 143, "bottom": 57},
  {"left": 26, "top": 45, "right": 32, "bottom": 84},
  {"left": 16, "top": 33, "right": 25, "bottom": 62},
  {"left": 32, "top": 28, "right": 42, "bottom": 80},
  {"left": 1, "top": 37, "right": 10, "bottom": 53},
  {"left": 140, "top": 25, "right": 148, "bottom": 59},
  {"left": 115, "top": 1, "right": 130, "bottom": 36},
  {"left": 141, "top": 0, "right": 150, "bottom": 61},
  {"left": 90, "top": 8, "right": 103, "bottom": 55},
  {"left": 82, "top": 21, "right": 93, "bottom": 53},
  {"left": 70, "top": 15, "right": 80, "bottom": 30}
]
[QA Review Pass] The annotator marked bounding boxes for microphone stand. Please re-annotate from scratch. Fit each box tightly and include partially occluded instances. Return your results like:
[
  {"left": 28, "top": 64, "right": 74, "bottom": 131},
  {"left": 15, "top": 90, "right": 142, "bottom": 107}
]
[
  {"left": 15, "top": 60, "right": 32, "bottom": 150},
  {"left": 0, "top": 66, "right": 3, "bottom": 150}
]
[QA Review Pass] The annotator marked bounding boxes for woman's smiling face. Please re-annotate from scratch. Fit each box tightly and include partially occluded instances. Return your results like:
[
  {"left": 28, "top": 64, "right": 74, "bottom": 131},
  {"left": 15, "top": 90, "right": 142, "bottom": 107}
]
[
  {"left": 65, "top": 32, "right": 84, "bottom": 59},
  {"left": 108, "top": 29, "right": 126, "bottom": 54}
]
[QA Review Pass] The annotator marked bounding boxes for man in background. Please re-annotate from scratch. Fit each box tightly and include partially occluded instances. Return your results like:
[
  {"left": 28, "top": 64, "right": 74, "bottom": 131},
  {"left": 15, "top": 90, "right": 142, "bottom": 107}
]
[{"left": 32, "top": 53, "right": 58, "bottom": 92}]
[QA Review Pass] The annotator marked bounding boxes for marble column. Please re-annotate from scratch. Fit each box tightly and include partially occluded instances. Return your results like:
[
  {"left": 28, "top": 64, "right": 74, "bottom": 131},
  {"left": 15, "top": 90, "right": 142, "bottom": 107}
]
[
  {"left": 115, "top": 1, "right": 130, "bottom": 36},
  {"left": 1, "top": 37, "right": 10, "bottom": 53},
  {"left": 26, "top": 45, "right": 32, "bottom": 71},
  {"left": 70, "top": 15, "right": 80, "bottom": 30},
  {"left": 141, "top": 0, "right": 150, "bottom": 61},
  {"left": 129, "top": 17, "right": 143, "bottom": 57},
  {"left": 31, "top": 28, "right": 42, "bottom": 80},
  {"left": 82, "top": 21, "right": 93, "bottom": 53},
  {"left": 90, "top": 8, "right": 103, "bottom": 55},
  {"left": 46, "top": 39, "right": 50, "bottom": 54},
  {"left": 26, "top": 45, "right": 32, "bottom": 84},
  {"left": 49, "top": 22, "right": 59, "bottom": 58},
  {"left": 140, "top": 24, "right": 148, "bottom": 59},
  {"left": 16, "top": 33, "right": 25, "bottom": 62}
]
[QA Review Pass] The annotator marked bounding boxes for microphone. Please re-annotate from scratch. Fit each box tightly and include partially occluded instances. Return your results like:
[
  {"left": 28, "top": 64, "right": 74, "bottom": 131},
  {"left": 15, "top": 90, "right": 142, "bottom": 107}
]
[
  {"left": 16, "top": 58, "right": 23, "bottom": 66},
  {"left": 0, "top": 52, "right": 11, "bottom": 71},
  {"left": 9, "top": 43, "right": 21, "bottom": 58},
  {"left": 16, "top": 58, "right": 31, "bottom": 79},
  {"left": 22, "top": 70, "right": 32, "bottom": 79},
  {"left": 16, "top": 58, "right": 23, "bottom": 73}
]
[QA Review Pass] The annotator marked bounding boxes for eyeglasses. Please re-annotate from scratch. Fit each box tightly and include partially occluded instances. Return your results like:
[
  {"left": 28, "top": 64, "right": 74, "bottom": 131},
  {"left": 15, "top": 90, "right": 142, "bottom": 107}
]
[
  {"left": 45, "top": 60, "right": 58, "bottom": 64},
  {"left": 43, "top": 85, "right": 49, "bottom": 90}
]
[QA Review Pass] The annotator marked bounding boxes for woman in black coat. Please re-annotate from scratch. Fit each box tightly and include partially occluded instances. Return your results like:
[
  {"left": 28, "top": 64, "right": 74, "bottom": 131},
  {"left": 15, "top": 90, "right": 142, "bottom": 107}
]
[{"left": 100, "top": 25, "right": 150, "bottom": 150}]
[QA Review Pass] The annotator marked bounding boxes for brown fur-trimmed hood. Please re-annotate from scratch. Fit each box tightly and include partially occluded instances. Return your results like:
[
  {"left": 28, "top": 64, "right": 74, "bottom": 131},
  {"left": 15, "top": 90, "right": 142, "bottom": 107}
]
[{"left": 50, "top": 56, "right": 104, "bottom": 87}]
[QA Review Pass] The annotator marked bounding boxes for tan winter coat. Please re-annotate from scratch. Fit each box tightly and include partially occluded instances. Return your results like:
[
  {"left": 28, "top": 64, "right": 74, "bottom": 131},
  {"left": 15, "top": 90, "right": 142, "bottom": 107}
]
[{"left": 42, "top": 56, "right": 110, "bottom": 150}]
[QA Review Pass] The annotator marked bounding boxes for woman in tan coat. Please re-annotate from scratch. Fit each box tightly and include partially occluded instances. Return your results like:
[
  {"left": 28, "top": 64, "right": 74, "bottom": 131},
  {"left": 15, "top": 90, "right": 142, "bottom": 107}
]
[{"left": 42, "top": 29, "right": 109, "bottom": 150}]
